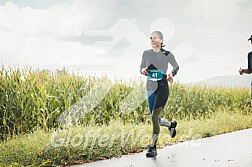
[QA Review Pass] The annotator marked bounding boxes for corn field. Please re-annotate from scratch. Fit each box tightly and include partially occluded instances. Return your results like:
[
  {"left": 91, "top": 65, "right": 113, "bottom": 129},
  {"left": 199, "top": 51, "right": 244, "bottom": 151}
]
[{"left": 0, "top": 67, "right": 250, "bottom": 140}]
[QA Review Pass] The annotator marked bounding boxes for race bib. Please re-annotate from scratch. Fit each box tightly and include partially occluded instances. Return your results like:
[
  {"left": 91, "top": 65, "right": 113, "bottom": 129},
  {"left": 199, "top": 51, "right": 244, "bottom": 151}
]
[{"left": 147, "top": 69, "right": 163, "bottom": 81}]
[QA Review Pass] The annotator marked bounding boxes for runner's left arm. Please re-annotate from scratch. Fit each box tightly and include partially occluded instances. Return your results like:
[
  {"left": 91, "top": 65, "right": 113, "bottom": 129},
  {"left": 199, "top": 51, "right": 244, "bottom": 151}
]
[{"left": 169, "top": 53, "right": 179, "bottom": 77}]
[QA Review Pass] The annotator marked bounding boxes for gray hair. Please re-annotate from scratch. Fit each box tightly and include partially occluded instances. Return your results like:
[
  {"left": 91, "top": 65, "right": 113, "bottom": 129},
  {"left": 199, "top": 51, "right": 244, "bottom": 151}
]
[
  {"left": 151, "top": 31, "right": 165, "bottom": 48},
  {"left": 151, "top": 31, "right": 163, "bottom": 40}
]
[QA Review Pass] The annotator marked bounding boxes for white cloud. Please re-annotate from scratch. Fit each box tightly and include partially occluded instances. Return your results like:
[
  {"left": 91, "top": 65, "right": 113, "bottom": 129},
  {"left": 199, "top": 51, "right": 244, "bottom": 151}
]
[
  {"left": 0, "top": 0, "right": 251, "bottom": 83},
  {"left": 0, "top": 1, "right": 99, "bottom": 67},
  {"left": 0, "top": 1, "right": 94, "bottom": 36}
]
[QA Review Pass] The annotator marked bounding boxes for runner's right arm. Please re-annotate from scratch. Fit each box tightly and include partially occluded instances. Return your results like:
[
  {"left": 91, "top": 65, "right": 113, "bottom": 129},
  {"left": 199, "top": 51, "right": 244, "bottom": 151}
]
[{"left": 140, "top": 51, "right": 148, "bottom": 76}]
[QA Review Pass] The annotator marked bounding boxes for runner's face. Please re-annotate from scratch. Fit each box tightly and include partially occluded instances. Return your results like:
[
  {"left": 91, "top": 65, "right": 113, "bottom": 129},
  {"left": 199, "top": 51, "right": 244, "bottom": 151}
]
[{"left": 150, "top": 33, "right": 162, "bottom": 49}]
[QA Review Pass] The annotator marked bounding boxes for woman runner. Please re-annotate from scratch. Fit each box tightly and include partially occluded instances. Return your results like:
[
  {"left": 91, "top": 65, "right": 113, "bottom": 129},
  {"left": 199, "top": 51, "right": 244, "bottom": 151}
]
[{"left": 140, "top": 31, "right": 179, "bottom": 157}]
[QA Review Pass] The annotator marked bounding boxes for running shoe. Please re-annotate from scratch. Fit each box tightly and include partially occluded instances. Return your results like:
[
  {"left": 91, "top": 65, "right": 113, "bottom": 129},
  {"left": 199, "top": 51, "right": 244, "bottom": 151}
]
[
  {"left": 168, "top": 121, "right": 177, "bottom": 138},
  {"left": 146, "top": 146, "right": 157, "bottom": 157}
]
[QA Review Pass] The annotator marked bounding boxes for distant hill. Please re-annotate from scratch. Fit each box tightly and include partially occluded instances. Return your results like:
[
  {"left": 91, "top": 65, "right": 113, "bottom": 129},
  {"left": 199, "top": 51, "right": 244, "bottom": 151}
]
[{"left": 193, "top": 75, "right": 252, "bottom": 88}]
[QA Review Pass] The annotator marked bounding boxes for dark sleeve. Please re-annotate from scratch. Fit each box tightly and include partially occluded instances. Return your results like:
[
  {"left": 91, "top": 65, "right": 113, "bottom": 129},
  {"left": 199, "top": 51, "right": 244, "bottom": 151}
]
[
  {"left": 168, "top": 52, "right": 179, "bottom": 76},
  {"left": 248, "top": 52, "right": 252, "bottom": 70},
  {"left": 139, "top": 51, "right": 146, "bottom": 73}
]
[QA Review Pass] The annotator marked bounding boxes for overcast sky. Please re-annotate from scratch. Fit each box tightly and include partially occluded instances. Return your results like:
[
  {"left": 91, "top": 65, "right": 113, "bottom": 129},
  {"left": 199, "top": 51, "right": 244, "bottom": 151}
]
[{"left": 0, "top": 0, "right": 252, "bottom": 83}]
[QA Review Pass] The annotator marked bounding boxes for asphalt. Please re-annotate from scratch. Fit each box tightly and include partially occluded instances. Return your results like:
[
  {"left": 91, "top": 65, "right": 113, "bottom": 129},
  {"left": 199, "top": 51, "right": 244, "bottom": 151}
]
[{"left": 74, "top": 128, "right": 252, "bottom": 167}]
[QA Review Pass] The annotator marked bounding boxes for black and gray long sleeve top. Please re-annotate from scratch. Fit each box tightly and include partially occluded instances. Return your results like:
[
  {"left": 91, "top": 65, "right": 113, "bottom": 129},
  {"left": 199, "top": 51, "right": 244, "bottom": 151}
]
[{"left": 140, "top": 49, "right": 179, "bottom": 80}]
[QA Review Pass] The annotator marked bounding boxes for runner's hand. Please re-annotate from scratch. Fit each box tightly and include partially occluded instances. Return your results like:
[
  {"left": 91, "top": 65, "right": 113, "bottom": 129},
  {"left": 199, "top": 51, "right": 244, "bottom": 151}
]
[
  {"left": 141, "top": 68, "right": 148, "bottom": 76},
  {"left": 239, "top": 68, "right": 243, "bottom": 75},
  {"left": 167, "top": 73, "right": 173, "bottom": 84}
]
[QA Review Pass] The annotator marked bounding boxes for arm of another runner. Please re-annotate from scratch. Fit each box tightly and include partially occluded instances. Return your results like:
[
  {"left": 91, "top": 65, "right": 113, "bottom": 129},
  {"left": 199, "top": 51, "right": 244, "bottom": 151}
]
[
  {"left": 239, "top": 68, "right": 252, "bottom": 75},
  {"left": 239, "top": 52, "right": 252, "bottom": 75}
]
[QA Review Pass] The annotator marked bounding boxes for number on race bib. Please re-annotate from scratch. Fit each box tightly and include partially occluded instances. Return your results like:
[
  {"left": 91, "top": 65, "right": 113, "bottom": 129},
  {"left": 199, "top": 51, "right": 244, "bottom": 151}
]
[
  {"left": 152, "top": 73, "right": 157, "bottom": 78},
  {"left": 147, "top": 69, "right": 163, "bottom": 81}
]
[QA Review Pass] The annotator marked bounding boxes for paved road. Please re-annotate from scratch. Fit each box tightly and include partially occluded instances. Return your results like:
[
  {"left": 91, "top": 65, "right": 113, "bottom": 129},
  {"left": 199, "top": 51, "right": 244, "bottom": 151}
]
[{"left": 74, "top": 128, "right": 252, "bottom": 167}]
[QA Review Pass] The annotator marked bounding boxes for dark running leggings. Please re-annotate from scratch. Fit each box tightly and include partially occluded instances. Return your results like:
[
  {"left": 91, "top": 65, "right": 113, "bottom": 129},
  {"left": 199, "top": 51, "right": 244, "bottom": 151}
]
[{"left": 147, "top": 79, "right": 169, "bottom": 135}]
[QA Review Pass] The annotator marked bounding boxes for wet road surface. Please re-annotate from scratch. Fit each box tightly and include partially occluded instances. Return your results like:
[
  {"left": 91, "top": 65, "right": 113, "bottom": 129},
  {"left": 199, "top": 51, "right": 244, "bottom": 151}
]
[{"left": 74, "top": 128, "right": 252, "bottom": 167}]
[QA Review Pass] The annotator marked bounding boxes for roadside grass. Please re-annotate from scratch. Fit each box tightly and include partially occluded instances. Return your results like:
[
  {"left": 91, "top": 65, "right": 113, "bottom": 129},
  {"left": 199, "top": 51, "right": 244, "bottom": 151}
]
[
  {"left": 1, "top": 66, "right": 250, "bottom": 140},
  {"left": 0, "top": 109, "right": 252, "bottom": 167},
  {"left": 1, "top": 67, "right": 251, "bottom": 167}
]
